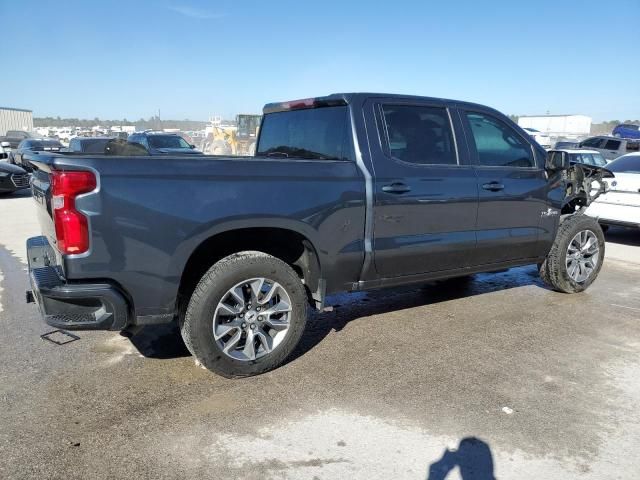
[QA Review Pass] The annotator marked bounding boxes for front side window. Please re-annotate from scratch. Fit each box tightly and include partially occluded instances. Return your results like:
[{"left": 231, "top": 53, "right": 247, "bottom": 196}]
[
  {"left": 581, "top": 138, "right": 603, "bottom": 148},
  {"left": 465, "top": 112, "right": 534, "bottom": 168},
  {"left": 257, "top": 106, "right": 353, "bottom": 161},
  {"left": 381, "top": 105, "right": 457, "bottom": 165},
  {"left": 604, "top": 139, "right": 621, "bottom": 150}
]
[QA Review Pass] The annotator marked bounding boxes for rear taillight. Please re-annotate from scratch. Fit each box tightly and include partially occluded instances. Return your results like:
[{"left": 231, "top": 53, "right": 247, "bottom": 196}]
[{"left": 51, "top": 171, "right": 96, "bottom": 255}]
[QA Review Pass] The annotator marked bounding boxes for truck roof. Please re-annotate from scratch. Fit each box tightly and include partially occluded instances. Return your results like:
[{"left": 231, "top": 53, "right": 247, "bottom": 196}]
[{"left": 263, "top": 93, "right": 499, "bottom": 115}]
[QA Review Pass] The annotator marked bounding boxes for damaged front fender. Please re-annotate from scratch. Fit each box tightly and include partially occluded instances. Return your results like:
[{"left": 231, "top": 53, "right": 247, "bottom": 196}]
[{"left": 561, "top": 163, "right": 614, "bottom": 214}]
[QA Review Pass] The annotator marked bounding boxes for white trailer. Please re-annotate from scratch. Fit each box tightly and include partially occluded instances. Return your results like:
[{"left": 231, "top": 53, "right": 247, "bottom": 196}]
[
  {"left": 518, "top": 115, "right": 591, "bottom": 139},
  {"left": 0, "top": 107, "right": 33, "bottom": 135}
]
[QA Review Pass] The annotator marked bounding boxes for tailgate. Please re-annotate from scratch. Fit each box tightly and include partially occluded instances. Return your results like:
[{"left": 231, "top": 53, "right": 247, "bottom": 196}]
[{"left": 29, "top": 159, "right": 58, "bottom": 249}]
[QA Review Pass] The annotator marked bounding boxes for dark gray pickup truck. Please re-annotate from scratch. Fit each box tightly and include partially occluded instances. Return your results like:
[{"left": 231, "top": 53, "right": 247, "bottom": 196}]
[{"left": 26, "top": 93, "right": 611, "bottom": 377}]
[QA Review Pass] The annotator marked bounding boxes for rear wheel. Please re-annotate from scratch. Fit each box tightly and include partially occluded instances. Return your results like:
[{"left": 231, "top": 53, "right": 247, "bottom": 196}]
[
  {"left": 539, "top": 214, "right": 604, "bottom": 293},
  {"left": 181, "top": 251, "right": 308, "bottom": 377}
]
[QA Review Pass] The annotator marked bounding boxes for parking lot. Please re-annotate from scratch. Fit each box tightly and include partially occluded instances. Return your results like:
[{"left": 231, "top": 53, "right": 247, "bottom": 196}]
[{"left": 1, "top": 191, "right": 640, "bottom": 479}]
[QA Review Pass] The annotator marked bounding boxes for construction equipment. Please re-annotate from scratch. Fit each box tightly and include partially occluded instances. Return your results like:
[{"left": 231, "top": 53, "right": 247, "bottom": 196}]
[{"left": 203, "top": 114, "right": 262, "bottom": 155}]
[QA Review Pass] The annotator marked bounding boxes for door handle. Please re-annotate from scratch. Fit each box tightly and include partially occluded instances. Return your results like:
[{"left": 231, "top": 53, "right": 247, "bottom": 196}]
[
  {"left": 382, "top": 183, "right": 411, "bottom": 194},
  {"left": 482, "top": 182, "right": 505, "bottom": 192}
]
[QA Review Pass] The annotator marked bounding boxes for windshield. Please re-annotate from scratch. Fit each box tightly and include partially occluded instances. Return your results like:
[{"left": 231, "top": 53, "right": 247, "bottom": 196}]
[
  {"left": 607, "top": 154, "right": 640, "bottom": 173},
  {"left": 31, "top": 140, "right": 63, "bottom": 149},
  {"left": 147, "top": 135, "right": 190, "bottom": 149}
]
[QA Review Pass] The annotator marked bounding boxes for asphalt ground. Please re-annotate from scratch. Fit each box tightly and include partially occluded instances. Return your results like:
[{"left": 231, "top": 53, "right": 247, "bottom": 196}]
[{"left": 1, "top": 191, "right": 639, "bottom": 480}]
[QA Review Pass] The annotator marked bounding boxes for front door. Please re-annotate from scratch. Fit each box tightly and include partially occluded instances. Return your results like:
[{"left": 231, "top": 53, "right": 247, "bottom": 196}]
[
  {"left": 366, "top": 100, "right": 479, "bottom": 277},
  {"left": 460, "top": 110, "right": 549, "bottom": 265}
]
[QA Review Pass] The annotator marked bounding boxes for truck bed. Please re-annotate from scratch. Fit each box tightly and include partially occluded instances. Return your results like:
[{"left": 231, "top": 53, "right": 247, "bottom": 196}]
[{"left": 29, "top": 152, "right": 367, "bottom": 322}]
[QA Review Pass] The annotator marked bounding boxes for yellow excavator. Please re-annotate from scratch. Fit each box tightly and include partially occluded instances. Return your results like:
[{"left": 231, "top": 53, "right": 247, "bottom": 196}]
[{"left": 203, "top": 114, "right": 262, "bottom": 155}]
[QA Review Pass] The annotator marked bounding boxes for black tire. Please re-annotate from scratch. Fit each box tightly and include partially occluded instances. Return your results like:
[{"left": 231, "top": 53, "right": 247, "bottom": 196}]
[
  {"left": 539, "top": 214, "right": 605, "bottom": 293},
  {"left": 181, "top": 251, "right": 308, "bottom": 378}
]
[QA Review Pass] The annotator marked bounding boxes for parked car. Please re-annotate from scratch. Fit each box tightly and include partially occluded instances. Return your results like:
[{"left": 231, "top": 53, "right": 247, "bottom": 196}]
[
  {"left": 11, "top": 138, "right": 64, "bottom": 171},
  {"left": 586, "top": 153, "right": 640, "bottom": 229},
  {"left": 550, "top": 149, "right": 607, "bottom": 167},
  {"left": 612, "top": 123, "right": 640, "bottom": 140},
  {"left": 25, "top": 93, "right": 611, "bottom": 378},
  {"left": 578, "top": 135, "right": 640, "bottom": 161},
  {"left": 128, "top": 132, "right": 202, "bottom": 155},
  {"left": 0, "top": 130, "right": 39, "bottom": 150},
  {"left": 0, "top": 162, "right": 30, "bottom": 195},
  {"left": 523, "top": 127, "right": 552, "bottom": 148}
]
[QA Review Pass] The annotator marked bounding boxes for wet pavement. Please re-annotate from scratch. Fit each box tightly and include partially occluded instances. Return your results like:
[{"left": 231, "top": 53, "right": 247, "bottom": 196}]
[{"left": 1, "top": 193, "right": 640, "bottom": 479}]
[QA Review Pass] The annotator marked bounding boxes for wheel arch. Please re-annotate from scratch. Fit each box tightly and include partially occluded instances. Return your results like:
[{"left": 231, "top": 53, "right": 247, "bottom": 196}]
[{"left": 176, "top": 226, "right": 324, "bottom": 317}]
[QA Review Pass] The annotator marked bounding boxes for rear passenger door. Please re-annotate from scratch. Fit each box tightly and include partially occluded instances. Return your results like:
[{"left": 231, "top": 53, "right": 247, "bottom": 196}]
[
  {"left": 365, "top": 99, "right": 479, "bottom": 277},
  {"left": 460, "top": 109, "right": 549, "bottom": 264}
]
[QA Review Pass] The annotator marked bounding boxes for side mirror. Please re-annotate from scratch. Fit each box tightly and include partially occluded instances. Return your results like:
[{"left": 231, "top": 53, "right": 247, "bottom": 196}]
[
  {"left": 546, "top": 151, "right": 569, "bottom": 171},
  {"left": 0, "top": 141, "right": 10, "bottom": 148},
  {"left": 190, "top": 144, "right": 196, "bottom": 149}
]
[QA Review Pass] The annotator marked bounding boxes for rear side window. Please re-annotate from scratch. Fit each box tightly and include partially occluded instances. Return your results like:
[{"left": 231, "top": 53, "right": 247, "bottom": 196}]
[
  {"left": 381, "top": 105, "right": 457, "bottom": 165},
  {"left": 465, "top": 112, "right": 535, "bottom": 168},
  {"left": 604, "top": 139, "right": 621, "bottom": 150},
  {"left": 257, "top": 106, "right": 353, "bottom": 161}
]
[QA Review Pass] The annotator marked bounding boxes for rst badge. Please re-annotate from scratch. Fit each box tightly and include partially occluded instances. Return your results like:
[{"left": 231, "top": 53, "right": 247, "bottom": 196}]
[{"left": 541, "top": 208, "right": 559, "bottom": 217}]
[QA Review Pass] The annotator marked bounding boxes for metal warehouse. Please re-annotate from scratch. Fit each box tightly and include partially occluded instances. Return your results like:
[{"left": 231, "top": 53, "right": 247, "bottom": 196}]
[{"left": 0, "top": 107, "right": 33, "bottom": 135}]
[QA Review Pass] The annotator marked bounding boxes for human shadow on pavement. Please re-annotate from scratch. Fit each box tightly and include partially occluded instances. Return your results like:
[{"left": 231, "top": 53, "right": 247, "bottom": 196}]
[{"left": 427, "top": 437, "right": 496, "bottom": 480}]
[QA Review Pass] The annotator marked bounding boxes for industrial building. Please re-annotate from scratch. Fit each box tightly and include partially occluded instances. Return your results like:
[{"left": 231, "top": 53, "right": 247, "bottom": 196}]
[
  {"left": 0, "top": 107, "right": 33, "bottom": 135},
  {"left": 517, "top": 114, "right": 592, "bottom": 139}
]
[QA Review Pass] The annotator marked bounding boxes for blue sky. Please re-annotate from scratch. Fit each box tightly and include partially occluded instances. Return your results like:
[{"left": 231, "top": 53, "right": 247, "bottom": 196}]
[{"left": 1, "top": 0, "right": 639, "bottom": 122}]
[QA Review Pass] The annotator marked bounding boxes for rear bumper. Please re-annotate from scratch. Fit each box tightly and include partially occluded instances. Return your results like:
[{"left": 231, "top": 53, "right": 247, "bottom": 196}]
[{"left": 27, "top": 236, "right": 131, "bottom": 330}]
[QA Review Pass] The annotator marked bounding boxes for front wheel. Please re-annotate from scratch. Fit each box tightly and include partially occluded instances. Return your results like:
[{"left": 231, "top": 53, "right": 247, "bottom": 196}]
[
  {"left": 181, "top": 251, "right": 308, "bottom": 377},
  {"left": 539, "top": 214, "right": 605, "bottom": 293}
]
